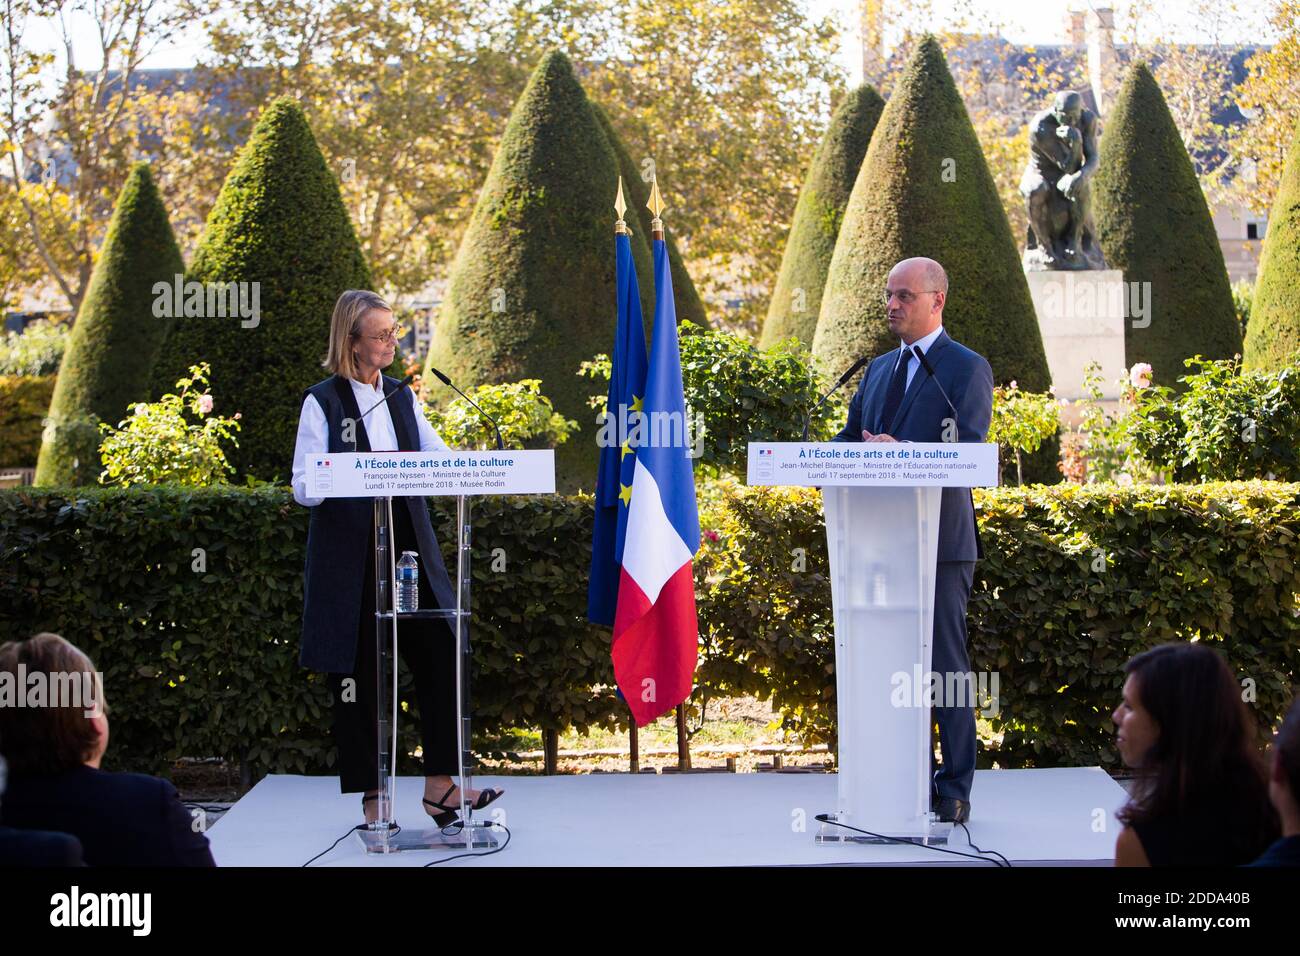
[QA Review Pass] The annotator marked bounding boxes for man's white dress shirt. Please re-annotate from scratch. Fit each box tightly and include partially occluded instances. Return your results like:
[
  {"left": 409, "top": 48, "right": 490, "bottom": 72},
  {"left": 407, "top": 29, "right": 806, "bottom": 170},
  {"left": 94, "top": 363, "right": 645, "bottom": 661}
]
[{"left": 291, "top": 376, "right": 449, "bottom": 507}]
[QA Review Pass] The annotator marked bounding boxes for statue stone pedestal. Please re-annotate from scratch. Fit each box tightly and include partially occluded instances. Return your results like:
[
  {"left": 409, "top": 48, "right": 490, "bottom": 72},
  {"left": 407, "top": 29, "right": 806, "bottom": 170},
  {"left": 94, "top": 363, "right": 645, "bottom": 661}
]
[{"left": 1026, "top": 269, "right": 1127, "bottom": 401}]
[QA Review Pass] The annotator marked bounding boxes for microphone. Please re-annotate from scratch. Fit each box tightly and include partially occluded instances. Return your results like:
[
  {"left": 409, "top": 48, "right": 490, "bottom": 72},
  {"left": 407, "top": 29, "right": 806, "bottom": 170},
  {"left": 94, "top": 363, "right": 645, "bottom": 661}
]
[
  {"left": 911, "top": 346, "right": 959, "bottom": 423},
  {"left": 426, "top": 365, "right": 505, "bottom": 451},
  {"left": 803, "top": 355, "right": 870, "bottom": 440}
]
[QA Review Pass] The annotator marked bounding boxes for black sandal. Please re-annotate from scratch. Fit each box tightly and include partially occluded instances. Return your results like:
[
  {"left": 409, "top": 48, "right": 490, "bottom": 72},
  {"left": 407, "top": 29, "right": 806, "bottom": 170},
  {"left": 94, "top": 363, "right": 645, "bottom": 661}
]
[
  {"left": 422, "top": 785, "right": 461, "bottom": 827},
  {"left": 422, "top": 785, "right": 505, "bottom": 826}
]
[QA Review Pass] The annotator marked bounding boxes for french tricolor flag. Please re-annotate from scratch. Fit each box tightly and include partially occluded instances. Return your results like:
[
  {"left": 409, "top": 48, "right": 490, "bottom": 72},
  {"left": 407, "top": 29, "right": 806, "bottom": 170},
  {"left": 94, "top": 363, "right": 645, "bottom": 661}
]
[{"left": 612, "top": 236, "right": 700, "bottom": 727}]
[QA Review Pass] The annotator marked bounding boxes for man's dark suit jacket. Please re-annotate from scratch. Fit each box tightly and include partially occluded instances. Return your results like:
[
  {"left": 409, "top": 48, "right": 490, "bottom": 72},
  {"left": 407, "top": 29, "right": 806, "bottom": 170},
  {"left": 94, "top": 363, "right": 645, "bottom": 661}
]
[
  {"left": 0, "top": 765, "right": 216, "bottom": 867},
  {"left": 832, "top": 329, "right": 995, "bottom": 561},
  {"left": 0, "top": 825, "right": 84, "bottom": 866},
  {"left": 1246, "top": 835, "right": 1300, "bottom": 867}
]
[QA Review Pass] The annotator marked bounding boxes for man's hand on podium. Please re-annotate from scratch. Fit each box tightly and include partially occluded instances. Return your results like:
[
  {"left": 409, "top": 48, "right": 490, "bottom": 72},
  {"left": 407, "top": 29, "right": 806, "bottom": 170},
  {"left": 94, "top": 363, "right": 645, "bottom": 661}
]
[{"left": 861, "top": 430, "right": 899, "bottom": 443}]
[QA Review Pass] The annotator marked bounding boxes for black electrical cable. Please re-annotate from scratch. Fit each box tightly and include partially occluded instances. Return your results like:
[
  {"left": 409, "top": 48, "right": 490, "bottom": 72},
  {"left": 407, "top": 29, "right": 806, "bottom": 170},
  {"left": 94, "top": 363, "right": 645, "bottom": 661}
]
[
  {"left": 421, "top": 822, "right": 511, "bottom": 866},
  {"left": 301, "top": 822, "right": 403, "bottom": 867},
  {"left": 814, "top": 814, "right": 1008, "bottom": 866},
  {"left": 957, "top": 822, "right": 1011, "bottom": 867}
]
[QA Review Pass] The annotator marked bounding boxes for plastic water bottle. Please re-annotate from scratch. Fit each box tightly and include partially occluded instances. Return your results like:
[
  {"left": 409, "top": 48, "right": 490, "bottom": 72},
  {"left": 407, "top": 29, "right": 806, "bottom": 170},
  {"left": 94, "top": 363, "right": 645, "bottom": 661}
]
[{"left": 396, "top": 551, "right": 419, "bottom": 613}]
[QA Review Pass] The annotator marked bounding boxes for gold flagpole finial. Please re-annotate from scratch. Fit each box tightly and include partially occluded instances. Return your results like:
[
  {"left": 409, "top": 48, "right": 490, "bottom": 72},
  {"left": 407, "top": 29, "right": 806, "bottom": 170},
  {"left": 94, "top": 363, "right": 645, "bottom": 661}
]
[
  {"left": 614, "top": 177, "right": 629, "bottom": 235},
  {"left": 647, "top": 177, "right": 665, "bottom": 240}
]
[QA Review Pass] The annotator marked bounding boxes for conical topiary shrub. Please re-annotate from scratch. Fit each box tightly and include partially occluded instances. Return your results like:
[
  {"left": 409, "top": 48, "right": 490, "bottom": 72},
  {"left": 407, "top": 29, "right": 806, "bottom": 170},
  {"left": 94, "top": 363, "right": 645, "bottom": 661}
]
[
  {"left": 760, "top": 84, "right": 884, "bottom": 349},
  {"left": 36, "top": 163, "right": 184, "bottom": 486},
  {"left": 591, "top": 101, "right": 706, "bottom": 330},
  {"left": 1094, "top": 62, "right": 1242, "bottom": 378},
  {"left": 1245, "top": 118, "right": 1300, "bottom": 371},
  {"left": 151, "top": 97, "right": 371, "bottom": 480},
  {"left": 426, "top": 50, "right": 634, "bottom": 491}
]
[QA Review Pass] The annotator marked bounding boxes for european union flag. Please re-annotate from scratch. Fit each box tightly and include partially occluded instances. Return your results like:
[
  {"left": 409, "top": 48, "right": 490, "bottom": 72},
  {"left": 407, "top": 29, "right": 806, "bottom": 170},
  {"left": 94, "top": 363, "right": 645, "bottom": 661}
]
[{"left": 587, "top": 225, "right": 648, "bottom": 626}]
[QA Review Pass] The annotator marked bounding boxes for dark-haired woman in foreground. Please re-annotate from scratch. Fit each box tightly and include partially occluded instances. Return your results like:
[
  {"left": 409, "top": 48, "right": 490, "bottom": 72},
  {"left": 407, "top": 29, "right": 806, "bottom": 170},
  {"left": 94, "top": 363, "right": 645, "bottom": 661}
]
[{"left": 1112, "top": 642, "right": 1278, "bottom": 866}]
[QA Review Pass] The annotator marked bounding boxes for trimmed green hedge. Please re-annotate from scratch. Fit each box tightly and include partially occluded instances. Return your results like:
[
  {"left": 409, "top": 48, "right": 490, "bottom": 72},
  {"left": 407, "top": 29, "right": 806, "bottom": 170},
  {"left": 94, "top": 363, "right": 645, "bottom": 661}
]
[
  {"left": 1245, "top": 116, "right": 1300, "bottom": 371},
  {"left": 697, "top": 481, "right": 1300, "bottom": 767},
  {"left": 151, "top": 99, "right": 372, "bottom": 482},
  {"left": 425, "top": 51, "right": 626, "bottom": 493},
  {"left": 2, "top": 482, "right": 1296, "bottom": 778},
  {"left": 1093, "top": 63, "right": 1243, "bottom": 377},
  {"left": 0, "top": 487, "right": 620, "bottom": 777},
  {"left": 760, "top": 83, "right": 883, "bottom": 349},
  {"left": 36, "top": 164, "right": 184, "bottom": 487},
  {"left": 0, "top": 375, "right": 56, "bottom": 468}
]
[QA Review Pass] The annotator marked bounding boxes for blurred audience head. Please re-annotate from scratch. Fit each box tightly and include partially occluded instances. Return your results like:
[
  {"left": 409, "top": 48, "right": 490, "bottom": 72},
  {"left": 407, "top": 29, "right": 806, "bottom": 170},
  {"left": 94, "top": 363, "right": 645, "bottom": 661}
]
[
  {"left": 0, "top": 633, "right": 107, "bottom": 776},
  {"left": 1270, "top": 697, "right": 1300, "bottom": 828},
  {"left": 1113, "top": 642, "right": 1270, "bottom": 826}
]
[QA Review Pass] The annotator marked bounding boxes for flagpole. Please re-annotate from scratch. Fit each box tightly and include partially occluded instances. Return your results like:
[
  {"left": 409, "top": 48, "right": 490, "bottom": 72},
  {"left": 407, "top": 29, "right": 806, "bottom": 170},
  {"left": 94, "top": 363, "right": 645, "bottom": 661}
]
[{"left": 612, "top": 178, "right": 642, "bottom": 773}]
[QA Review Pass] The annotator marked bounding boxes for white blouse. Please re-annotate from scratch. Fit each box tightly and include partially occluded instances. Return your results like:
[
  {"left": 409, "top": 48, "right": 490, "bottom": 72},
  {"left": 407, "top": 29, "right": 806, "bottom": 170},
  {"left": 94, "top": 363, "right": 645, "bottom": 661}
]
[{"left": 291, "top": 376, "right": 450, "bottom": 507}]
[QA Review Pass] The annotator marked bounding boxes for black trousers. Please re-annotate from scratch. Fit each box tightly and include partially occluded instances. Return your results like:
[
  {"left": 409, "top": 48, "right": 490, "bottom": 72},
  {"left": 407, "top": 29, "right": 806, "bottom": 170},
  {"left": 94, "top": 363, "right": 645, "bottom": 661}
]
[
  {"left": 327, "top": 499, "right": 459, "bottom": 793},
  {"left": 930, "top": 560, "right": 977, "bottom": 802}
]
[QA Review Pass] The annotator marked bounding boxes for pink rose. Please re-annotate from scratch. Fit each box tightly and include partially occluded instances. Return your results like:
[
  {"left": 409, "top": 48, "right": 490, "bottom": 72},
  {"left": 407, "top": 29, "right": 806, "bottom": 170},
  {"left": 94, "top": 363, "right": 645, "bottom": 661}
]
[
  {"left": 1129, "top": 363, "right": 1153, "bottom": 389},
  {"left": 197, "top": 393, "right": 214, "bottom": 414}
]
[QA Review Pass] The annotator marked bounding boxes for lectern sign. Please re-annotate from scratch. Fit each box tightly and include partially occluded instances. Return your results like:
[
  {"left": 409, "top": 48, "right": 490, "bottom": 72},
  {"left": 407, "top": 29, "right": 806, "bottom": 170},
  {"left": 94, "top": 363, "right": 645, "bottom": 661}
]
[
  {"left": 307, "top": 449, "right": 556, "bottom": 498},
  {"left": 746, "top": 442, "right": 998, "bottom": 488}
]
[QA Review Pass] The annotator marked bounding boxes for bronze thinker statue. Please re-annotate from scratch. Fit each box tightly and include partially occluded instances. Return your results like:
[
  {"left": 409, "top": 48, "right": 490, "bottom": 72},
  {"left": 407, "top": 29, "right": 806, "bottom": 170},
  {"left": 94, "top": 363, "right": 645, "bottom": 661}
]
[{"left": 1020, "top": 90, "right": 1107, "bottom": 270}]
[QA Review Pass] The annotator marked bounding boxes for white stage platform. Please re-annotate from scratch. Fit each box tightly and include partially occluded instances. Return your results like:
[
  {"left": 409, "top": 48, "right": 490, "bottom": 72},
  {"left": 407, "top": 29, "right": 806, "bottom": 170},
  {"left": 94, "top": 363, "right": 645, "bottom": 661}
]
[{"left": 206, "top": 767, "right": 1126, "bottom": 866}]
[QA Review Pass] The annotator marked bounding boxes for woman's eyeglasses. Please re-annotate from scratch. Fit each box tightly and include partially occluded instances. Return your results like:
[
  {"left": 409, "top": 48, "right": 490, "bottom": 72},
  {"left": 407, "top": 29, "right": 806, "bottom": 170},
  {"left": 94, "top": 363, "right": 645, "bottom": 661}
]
[{"left": 353, "top": 325, "right": 405, "bottom": 344}]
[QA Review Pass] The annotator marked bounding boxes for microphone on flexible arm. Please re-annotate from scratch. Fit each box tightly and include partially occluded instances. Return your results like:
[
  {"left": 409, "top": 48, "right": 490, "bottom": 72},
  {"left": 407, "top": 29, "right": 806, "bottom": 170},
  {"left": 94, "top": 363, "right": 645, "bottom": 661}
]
[
  {"left": 426, "top": 365, "right": 506, "bottom": 451},
  {"left": 911, "top": 345, "right": 959, "bottom": 424},
  {"left": 803, "top": 355, "right": 871, "bottom": 440}
]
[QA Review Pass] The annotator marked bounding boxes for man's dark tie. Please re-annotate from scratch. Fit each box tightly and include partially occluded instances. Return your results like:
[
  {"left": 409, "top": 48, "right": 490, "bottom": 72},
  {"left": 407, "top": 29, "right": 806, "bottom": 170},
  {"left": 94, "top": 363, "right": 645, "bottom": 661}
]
[{"left": 877, "top": 348, "right": 913, "bottom": 434}]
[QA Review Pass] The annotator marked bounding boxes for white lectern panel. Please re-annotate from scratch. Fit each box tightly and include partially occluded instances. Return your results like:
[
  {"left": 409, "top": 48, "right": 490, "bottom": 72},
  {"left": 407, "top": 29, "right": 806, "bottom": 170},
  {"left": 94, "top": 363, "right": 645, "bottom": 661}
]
[{"left": 824, "top": 485, "right": 941, "bottom": 838}]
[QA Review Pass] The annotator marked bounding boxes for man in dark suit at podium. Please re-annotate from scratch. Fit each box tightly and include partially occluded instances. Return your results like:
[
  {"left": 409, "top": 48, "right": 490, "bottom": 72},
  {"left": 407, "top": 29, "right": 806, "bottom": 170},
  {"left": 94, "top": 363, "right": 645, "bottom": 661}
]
[{"left": 832, "top": 256, "right": 994, "bottom": 823}]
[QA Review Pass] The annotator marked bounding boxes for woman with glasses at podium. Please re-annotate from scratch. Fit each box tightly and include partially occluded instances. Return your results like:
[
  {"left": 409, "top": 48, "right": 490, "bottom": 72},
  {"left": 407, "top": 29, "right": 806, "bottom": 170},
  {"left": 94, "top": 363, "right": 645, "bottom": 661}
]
[{"left": 290, "top": 289, "right": 503, "bottom": 827}]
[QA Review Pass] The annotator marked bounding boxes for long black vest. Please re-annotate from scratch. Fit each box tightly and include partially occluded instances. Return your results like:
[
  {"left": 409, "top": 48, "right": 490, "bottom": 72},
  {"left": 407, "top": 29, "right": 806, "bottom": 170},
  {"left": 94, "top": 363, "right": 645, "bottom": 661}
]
[{"left": 298, "top": 374, "right": 456, "bottom": 673}]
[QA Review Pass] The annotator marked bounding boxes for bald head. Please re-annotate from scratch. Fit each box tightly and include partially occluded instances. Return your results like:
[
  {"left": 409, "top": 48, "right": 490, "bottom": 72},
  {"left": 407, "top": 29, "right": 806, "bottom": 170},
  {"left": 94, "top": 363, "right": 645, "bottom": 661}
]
[
  {"left": 885, "top": 257, "right": 947, "bottom": 344},
  {"left": 892, "top": 257, "right": 947, "bottom": 295}
]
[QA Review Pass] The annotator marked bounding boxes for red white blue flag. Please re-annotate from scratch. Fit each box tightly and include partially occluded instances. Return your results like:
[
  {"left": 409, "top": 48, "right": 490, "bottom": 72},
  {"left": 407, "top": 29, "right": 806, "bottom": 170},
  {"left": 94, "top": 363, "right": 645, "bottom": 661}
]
[{"left": 611, "top": 234, "right": 700, "bottom": 726}]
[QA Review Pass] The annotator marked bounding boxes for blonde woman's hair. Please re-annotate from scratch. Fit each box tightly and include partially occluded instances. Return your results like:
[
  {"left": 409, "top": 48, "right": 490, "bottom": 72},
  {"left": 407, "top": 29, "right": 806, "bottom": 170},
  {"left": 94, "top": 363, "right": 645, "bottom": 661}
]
[{"left": 324, "top": 289, "right": 392, "bottom": 380}]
